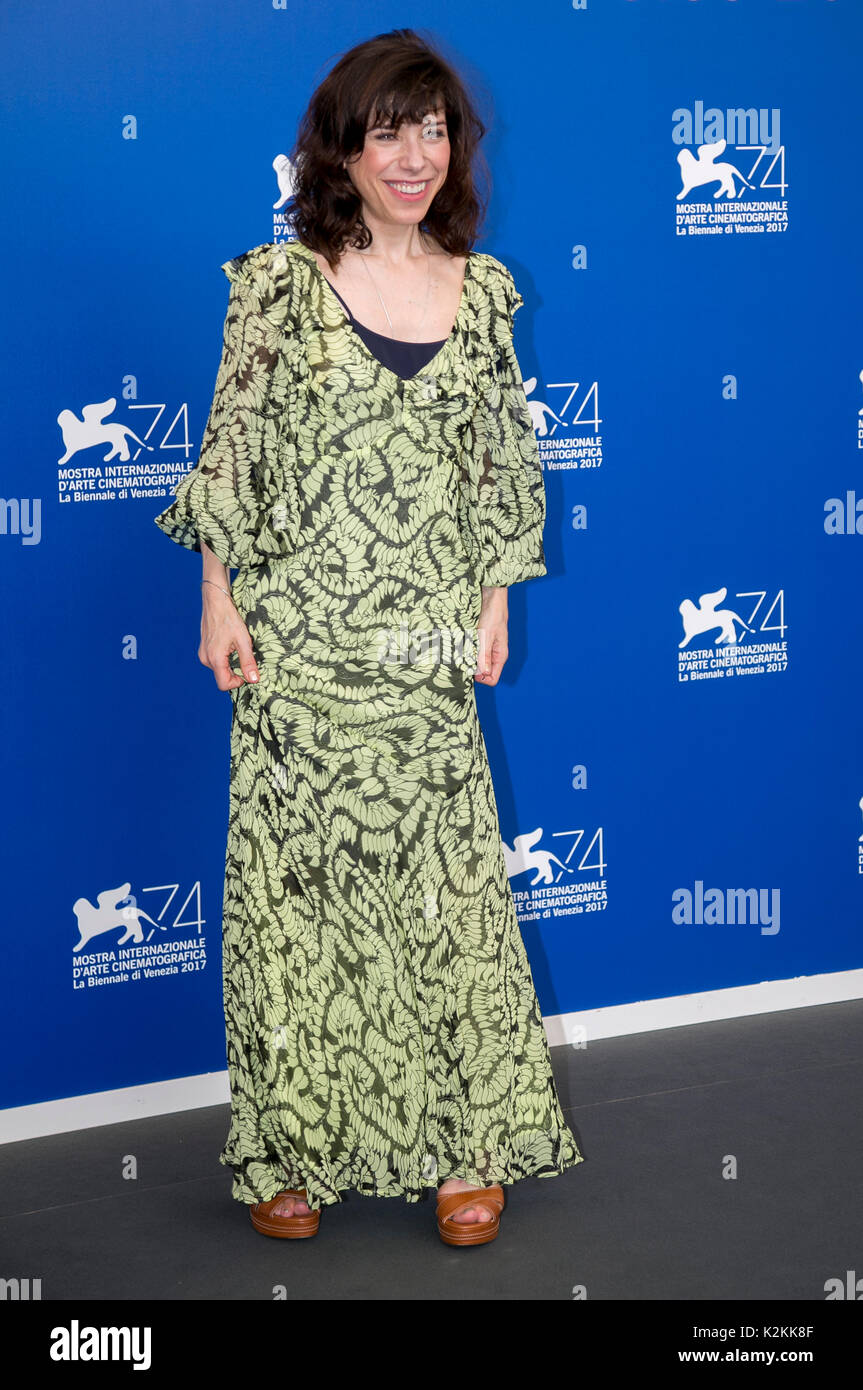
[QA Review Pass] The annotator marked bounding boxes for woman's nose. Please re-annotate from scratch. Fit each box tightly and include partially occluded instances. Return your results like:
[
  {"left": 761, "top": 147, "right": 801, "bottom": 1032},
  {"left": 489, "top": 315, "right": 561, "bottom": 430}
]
[{"left": 397, "top": 135, "right": 427, "bottom": 168}]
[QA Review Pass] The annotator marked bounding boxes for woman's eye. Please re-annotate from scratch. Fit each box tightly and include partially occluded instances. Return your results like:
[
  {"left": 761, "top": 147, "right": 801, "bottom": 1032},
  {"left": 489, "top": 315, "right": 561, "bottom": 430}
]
[{"left": 371, "top": 126, "right": 446, "bottom": 141}]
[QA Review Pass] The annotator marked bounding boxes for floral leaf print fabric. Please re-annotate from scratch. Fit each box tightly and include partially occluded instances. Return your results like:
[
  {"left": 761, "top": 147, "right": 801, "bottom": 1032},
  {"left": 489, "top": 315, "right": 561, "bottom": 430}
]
[
  {"left": 154, "top": 241, "right": 583, "bottom": 1209},
  {"left": 471, "top": 271, "right": 548, "bottom": 587},
  {"left": 153, "top": 271, "right": 272, "bottom": 568}
]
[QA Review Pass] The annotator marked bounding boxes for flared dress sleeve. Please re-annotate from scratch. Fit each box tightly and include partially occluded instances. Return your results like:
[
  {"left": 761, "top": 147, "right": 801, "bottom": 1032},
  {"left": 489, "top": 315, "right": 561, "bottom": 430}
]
[
  {"left": 153, "top": 253, "right": 279, "bottom": 569},
  {"left": 471, "top": 265, "right": 547, "bottom": 588}
]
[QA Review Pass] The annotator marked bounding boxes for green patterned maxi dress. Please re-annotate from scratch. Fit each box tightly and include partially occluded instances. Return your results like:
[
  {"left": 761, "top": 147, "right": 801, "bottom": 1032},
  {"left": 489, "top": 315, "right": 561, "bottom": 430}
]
[{"left": 154, "top": 238, "right": 583, "bottom": 1210}]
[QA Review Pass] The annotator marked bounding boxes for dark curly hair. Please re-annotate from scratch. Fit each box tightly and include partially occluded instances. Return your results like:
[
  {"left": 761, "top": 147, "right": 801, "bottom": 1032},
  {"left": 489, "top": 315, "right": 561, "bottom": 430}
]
[{"left": 287, "top": 28, "right": 491, "bottom": 268}]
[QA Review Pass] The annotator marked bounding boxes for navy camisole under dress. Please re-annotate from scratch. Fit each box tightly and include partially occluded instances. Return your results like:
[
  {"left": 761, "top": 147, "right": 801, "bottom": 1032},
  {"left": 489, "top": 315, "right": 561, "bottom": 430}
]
[{"left": 326, "top": 281, "right": 447, "bottom": 380}]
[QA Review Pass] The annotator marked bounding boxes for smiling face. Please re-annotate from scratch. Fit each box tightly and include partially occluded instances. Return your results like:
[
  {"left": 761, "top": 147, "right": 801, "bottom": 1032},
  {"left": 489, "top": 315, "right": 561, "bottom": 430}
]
[{"left": 343, "top": 103, "right": 451, "bottom": 230}]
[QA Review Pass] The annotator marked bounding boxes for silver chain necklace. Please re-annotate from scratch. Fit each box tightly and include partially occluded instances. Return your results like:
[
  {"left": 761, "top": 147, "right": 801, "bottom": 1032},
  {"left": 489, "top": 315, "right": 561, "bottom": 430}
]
[{"left": 354, "top": 234, "right": 433, "bottom": 340}]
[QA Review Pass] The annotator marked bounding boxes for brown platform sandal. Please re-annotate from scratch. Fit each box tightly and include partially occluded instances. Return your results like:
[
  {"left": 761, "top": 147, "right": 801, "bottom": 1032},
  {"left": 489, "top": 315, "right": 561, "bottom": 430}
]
[
  {"left": 250, "top": 1188, "right": 320, "bottom": 1239},
  {"left": 436, "top": 1184, "right": 505, "bottom": 1247}
]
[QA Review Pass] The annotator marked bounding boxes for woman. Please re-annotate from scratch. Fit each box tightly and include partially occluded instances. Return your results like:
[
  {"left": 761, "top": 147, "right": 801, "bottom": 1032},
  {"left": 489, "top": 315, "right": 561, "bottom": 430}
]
[{"left": 154, "top": 28, "right": 583, "bottom": 1247}]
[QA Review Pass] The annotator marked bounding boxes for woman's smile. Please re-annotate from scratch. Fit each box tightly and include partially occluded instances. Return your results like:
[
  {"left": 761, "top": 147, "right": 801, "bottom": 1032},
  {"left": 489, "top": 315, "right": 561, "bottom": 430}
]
[{"left": 383, "top": 178, "right": 432, "bottom": 200}]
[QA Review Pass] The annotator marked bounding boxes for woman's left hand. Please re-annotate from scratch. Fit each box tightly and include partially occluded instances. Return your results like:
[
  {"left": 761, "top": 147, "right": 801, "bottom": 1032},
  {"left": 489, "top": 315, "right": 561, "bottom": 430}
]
[{"left": 474, "top": 587, "right": 509, "bottom": 686}]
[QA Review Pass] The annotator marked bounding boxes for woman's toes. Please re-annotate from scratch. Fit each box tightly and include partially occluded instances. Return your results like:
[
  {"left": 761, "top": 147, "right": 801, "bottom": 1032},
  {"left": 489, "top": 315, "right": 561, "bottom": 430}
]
[
  {"left": 438, "top": 1179, "right": 495, "bottom": 1223},
  {"left": 462, "top": 1205, "right": 492, "bottom": 1223},
  {"left": 272, "top": 1193, "right": 310, "bottom": 1218},
  {"left": 448, "top": 1201, "right": 493, "bottom": 1223}
]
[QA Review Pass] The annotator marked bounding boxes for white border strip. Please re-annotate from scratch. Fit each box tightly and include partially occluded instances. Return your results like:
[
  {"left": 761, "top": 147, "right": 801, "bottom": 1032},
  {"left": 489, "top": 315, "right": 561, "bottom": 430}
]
[
  {"left": 2, "top": 970, "right": 861, "bottom": 1144},
  {"left": 542, "top": 969, "right": 863, "bottom": 1046}
]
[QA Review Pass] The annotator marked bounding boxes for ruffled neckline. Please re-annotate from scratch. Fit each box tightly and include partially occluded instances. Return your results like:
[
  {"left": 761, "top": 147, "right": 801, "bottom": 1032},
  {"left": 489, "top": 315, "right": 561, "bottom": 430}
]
[
  {"left": 229, "top": 237, "right": 513, "bottom": 400},
  {"left": 285, "top": 239, "right": 483, "bottom": 391}
]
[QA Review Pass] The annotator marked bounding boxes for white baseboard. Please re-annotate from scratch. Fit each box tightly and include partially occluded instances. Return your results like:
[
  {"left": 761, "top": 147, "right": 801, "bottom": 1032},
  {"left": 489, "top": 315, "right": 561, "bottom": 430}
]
[
  {"left": 0, "top": 1071, "right": 231, "bottom": 1145},
  {"left": 2, "top": 969, "right": 861, "bottom": 1144},
  {"left": 541, "top": 968, "right": 863, "bottom": 1046}
]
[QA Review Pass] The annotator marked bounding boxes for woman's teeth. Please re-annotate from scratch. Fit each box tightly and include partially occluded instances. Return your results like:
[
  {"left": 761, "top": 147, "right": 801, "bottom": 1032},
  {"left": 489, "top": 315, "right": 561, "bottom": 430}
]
[{"left": 385, "top": 181, "right": 430, "bottom": 197}]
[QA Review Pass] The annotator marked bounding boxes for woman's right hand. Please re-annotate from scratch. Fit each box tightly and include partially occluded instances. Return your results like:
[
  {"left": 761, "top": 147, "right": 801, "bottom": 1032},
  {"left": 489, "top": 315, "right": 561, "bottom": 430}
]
[{"left": 198, "top": 585, "right": 260, "bottom": 691}]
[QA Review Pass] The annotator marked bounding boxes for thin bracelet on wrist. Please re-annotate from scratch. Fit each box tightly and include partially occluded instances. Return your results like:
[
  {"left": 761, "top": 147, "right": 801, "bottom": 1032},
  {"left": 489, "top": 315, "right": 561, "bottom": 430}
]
[{"left": 201, "top": 578, "right": 232, "bottom": 600}]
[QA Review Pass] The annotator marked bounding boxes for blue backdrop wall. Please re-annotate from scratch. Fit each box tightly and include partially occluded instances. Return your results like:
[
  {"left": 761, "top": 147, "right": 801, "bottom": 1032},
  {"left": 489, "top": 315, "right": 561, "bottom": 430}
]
[{"left": 1, "top": 0, "right": 860, "bottom": 1113}]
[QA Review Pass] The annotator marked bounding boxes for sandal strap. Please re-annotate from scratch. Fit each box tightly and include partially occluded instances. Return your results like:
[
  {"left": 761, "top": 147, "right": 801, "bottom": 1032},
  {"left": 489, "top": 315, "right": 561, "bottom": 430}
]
[
  {"left": 436, "top": 1184, "right": 504, "bottom": 1224},
  {"left": 254, "top": 1188, "right": 309, "bottom": 1213}
]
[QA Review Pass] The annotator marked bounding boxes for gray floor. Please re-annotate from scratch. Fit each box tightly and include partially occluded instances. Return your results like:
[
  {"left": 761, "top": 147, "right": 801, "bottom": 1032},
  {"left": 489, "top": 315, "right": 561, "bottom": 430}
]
[{"left": 1, "top": 1000, "right": 860, "bottom": 1300}]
